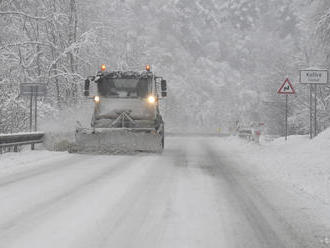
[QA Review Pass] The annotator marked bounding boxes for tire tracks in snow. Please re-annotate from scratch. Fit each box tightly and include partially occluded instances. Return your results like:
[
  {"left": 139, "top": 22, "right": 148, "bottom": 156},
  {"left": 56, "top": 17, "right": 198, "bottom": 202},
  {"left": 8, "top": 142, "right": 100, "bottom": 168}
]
[
  {"left": 204, "top": 143, "right": 318, "bottom": 248},
  {"left": 0, "top": 154, "right": 89, "bottom": 188},
  {"left": 0, "top": 156, "right": 134, "bottom": 234},
  {"left": 73, "top": 151, "right": 181, "bottom": 248}
]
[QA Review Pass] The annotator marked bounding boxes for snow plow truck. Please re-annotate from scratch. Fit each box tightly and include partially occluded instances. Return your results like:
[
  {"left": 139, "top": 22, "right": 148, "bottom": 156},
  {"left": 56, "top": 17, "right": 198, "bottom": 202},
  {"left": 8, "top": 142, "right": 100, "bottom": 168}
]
[{"left": 69, "top": 65, "right": 167, "bottom": 153}]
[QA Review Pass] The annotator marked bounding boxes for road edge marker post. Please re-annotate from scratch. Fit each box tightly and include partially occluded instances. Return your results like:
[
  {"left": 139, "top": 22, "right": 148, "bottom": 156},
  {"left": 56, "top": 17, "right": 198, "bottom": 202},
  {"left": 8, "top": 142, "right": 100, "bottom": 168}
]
[{"left": 277, "top": 78, "right": 295, "bottom": 141}]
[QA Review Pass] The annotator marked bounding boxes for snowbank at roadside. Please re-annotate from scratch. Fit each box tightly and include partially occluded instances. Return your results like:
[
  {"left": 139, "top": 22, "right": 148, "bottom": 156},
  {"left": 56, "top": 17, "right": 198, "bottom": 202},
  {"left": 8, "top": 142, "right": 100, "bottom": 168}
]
[
  {"left": 212, "top": 130, "right": 330, "bottom": 205},
  {"left": 0, "top": 150, "right": 71, "bottom": 179}
]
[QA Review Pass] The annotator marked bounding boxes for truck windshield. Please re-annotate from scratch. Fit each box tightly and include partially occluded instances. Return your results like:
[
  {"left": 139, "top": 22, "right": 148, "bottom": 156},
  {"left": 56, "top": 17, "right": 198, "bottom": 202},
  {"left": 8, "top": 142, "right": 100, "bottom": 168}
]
[{"left": 97, "top": 78, "right": 149, "bottom": 98}]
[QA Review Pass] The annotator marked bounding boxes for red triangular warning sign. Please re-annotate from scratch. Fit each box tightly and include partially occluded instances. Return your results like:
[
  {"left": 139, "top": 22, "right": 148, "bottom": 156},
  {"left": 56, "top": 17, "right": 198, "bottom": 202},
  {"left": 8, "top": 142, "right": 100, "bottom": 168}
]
[{"left": 278, "top": 78, "right": 295, "bottom": 94}]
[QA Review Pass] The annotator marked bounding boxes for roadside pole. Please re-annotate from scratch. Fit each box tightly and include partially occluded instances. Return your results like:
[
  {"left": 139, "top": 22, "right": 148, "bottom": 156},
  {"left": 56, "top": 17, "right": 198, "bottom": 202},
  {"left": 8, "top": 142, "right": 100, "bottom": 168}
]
[
  {"left": 31, "top": 86, "right": 36, "bottom": 150},
  {"left": 314, "top": 84, "right": 317, "bottom": 137},
  {"left": 285, "top": 94, "right": 288, "bottom": 140},
  {"left": 299, "top": 69, "right": 328, "bottom": 139},
  {"left": 30, "top": 90, "right": 33, "bottom": 149},
  {"left": 277, "top": 78, "right": 295, "bottom": 141},
  {"left": 20, "top": 83, "right": 47, "bottom": 150},
  {"left": 34, "top": 86, "right": 38, "bottom": 132},
  {"left": 310, "top": 84, "right": 313, "bottom": 139},
  {"left": 29, "top": 91, "right": 33, "bottom": 132}
]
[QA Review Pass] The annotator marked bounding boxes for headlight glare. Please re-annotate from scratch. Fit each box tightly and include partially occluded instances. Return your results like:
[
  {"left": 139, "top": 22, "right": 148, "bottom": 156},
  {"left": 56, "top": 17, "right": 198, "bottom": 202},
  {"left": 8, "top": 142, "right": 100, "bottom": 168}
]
[
  {"left": 148, "top": 95, "right": 156, "bottom": 104},
  {"left": 94, "top": 96, "right": 100, "bottom": 103}
]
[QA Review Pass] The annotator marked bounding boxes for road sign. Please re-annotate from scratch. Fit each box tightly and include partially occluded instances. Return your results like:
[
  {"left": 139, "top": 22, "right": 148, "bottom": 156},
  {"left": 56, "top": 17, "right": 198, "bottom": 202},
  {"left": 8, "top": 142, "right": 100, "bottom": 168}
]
[
  {"left": 20, "top": 83, "right": 46, "bottom": 136},
  {"left": 277, "top": 78, "right": 295, "bottom": 94},
  {"left": 299, "top": 69, "right": 327, "bottom": 139},
  {"left": 300, "top": 69, "right": 328, "bottom": 84},
  {"left": 277, "top": 78, "right": 295, "bottom": 141},
  {"left": 20, "top": 83, "right": 47, "bottom": 97}
]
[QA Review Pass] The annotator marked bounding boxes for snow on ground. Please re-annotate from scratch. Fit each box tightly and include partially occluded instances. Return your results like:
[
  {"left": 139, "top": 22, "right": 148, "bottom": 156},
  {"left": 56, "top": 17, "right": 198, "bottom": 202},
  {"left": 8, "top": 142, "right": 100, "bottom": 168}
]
[
  {"left": 0, "top": 136, "right": 330, "bottom": 247},
  {"left": 211, "top": 129, "right": 330, "bottom": 206},
  {"left": 2, "top": 130, "right": 330, "bottom": 206},
  {"left": 0, "top": 132, "right": 44, "bottom": 137},
  {"left": 0, "top": 149, "right": 71, "bottom": 179}
]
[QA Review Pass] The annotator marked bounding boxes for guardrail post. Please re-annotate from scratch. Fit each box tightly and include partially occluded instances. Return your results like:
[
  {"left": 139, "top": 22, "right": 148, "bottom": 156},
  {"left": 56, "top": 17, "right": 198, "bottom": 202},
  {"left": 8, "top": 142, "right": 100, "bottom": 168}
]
[{"left": 14, "top": 145, "right": 18, "bottom": 152}]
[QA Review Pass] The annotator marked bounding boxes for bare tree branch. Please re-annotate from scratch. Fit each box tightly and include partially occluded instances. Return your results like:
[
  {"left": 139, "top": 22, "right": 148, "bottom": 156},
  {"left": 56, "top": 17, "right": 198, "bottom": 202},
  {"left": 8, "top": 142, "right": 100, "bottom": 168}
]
[{"left": 0, "top": 11, "right": 50, "bottom": 20}]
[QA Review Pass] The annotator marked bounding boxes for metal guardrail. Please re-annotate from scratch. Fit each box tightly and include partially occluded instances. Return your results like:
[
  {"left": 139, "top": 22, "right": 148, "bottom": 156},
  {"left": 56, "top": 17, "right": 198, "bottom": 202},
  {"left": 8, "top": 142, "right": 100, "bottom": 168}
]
[{"left": 0, "top": 132, "right": 44, "bottom": 152}]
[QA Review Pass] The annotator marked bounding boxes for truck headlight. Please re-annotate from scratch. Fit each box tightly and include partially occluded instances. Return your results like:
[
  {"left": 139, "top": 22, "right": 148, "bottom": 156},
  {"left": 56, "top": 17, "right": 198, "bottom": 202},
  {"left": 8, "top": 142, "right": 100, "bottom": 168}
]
[
  {"left": 94, "top": 96, "right": 100, "bottom": 103},
  {"left": 148, "top": 95, "right": 156, "bottom": 104}
]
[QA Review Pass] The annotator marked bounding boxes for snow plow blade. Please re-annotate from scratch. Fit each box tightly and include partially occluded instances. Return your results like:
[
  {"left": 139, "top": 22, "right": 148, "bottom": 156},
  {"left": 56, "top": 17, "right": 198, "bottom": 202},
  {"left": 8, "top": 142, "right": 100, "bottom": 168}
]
[{"left": 69, "top": 128, "right": 163, "bottom": 154}]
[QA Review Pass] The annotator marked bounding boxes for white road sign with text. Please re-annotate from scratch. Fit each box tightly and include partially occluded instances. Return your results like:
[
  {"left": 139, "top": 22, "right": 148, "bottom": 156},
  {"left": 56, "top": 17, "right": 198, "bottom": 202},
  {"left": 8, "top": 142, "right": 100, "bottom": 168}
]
[{"left": 300, "top": 70, "right": 328, "bottom": 84}]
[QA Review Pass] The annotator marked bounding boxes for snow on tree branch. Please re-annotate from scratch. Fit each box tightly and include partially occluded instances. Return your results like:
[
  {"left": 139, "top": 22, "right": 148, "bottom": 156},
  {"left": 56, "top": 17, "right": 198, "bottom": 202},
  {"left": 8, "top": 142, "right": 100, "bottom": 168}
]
[{"left": 0, "top": 11, "right": 50, "bottom": 20}]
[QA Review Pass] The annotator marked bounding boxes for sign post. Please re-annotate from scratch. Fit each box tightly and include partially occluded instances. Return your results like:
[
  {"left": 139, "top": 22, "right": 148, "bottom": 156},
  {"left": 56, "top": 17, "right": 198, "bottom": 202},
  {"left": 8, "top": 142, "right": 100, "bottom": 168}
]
[
  {"left": 34, "top": 86, "right": 38, "bottom": 132},
  {"left": 20, "top": 83, "right": 47, "bottom": 140},
  {"left": 277, "top": 78, "right": 295, "bottom": 141},
  {"left": 29, "top": 91, "right": 33, "bottom": 132},
  {"left": 314, "top": 85, "right": 317, "bottom": 137},
  {"left": 299, "top": 69, "right": 328, "bottom": 138},
  {"left": 285, "top": 94, "right": 288, "bottom": 140},
  {"left": 309, "top": 85, "right": 313, "bottom": 139}
]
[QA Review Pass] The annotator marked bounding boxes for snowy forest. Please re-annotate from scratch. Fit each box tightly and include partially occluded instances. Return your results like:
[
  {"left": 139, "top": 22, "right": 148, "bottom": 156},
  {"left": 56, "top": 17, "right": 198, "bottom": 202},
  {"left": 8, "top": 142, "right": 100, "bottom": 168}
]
[{"left": 1, "top": 0, "right": 330, "bottom": 135}]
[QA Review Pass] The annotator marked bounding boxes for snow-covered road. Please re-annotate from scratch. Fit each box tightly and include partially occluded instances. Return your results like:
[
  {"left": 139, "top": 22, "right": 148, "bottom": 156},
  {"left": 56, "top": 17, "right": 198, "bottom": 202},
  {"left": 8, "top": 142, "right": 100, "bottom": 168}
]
[{"left": 0, "top": 137, "right": 329, "bottom": 248}]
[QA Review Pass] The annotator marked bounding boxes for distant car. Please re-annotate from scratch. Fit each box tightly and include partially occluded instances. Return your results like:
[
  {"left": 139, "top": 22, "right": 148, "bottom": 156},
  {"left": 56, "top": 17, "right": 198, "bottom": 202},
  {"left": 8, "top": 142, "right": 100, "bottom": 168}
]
[{"left": 238, "top": 128, "right": 260, "bottom": 143}]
